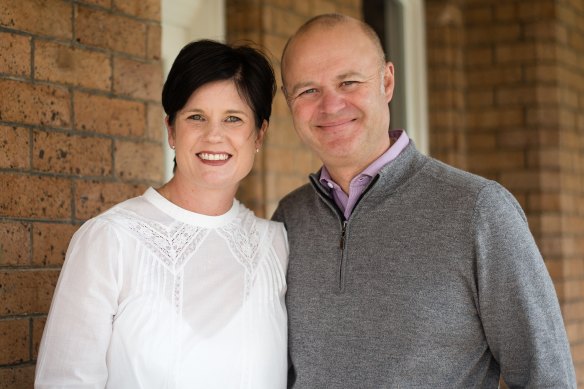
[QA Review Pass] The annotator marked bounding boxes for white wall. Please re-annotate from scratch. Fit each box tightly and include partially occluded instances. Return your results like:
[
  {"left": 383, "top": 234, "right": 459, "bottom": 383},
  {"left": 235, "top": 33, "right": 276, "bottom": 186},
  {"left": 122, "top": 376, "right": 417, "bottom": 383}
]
[{"left": 161, "top": 0, "right": 226, "bottom": 180}]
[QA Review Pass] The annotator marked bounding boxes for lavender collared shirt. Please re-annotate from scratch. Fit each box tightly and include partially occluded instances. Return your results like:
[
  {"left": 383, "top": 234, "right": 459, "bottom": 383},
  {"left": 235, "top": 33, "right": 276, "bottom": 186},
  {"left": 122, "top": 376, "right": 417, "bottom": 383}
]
[{"left": 319, "top": 130, "right": 409, "bottom": 219}]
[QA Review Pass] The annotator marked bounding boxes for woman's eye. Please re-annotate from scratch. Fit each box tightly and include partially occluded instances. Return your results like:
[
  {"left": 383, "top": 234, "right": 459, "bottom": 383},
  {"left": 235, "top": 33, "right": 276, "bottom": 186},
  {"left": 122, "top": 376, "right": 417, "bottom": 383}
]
[
  {"left": 225, "top": 116, "right": 241, "bottom": 123},
  {"left": 188, "top": 114, "right": 204, "bottom": 121}
]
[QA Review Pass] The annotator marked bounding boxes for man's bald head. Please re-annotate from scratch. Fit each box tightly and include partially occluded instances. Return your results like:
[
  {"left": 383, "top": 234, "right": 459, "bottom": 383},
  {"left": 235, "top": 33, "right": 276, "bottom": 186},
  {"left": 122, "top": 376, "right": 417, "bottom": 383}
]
[{"left": 281, "top": 14, "right": 387, "bottom": 86}]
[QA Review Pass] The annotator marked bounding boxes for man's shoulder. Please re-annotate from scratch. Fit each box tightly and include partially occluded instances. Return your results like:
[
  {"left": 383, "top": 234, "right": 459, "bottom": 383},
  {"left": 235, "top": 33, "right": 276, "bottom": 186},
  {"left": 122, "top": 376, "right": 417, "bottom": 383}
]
[
  {"left": 272, "top": 182, "right": 318, "bottom": 223},
  {"left": 278, "top": 182, "right": 316, "bottom": 207},
  {"left": 421, "top": 157, "right": 494, "bottom": 196}
]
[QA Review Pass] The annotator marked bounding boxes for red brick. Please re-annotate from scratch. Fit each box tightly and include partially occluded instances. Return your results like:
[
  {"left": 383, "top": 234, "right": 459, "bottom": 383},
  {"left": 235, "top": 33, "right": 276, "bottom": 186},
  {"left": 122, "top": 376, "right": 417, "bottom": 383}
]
[
  {"left": 146, "top": 24, "right": 161, "bottom": 60},
  {"left": 35, "top": 40, "right": 111, "bottom": 91},
  {"left": 113, "top": 57, "right": 162, "bottom": 100},
  {"left": 0, "top": 79, "right": 71, "bottom": 128},
  {"left": 265, "top": 147, "right": 298, "bottom": 174},
  {"left": 32, "top": 130, "right": 113, "bottom": 176},
  {"left": 113, "top": 0, "right": 160, "bottom": 21},
  {"left": 0, "top": 32, "right": 31, "bottom": 77},
  {"left": 465, "top": 47, "right": 494, "bottom": 66},
  {"left": 466, "top": 24, "right": 521, "bottom": 44},
  {"left": 466, "top": 132, "right": 497, "bottom": 150},
  {"left": 32, "top": 223, "right": 79, "bottom": 266},
  {"left": 467, "top": 151, "right": 525, "bottom": 172},
  {"left": 518, "top": 1, "right": 557, "bottom": 21},
  {"left": 496, "top": 86, "right": 541, "bottom": 105},
  {"left": 498, "top": 129, "right": 559, "bottom": 149},
  {"left": 114, "top": 140, "right": 164, "bottom": 182},
  {"left": 269, "top": 7, "right": 307, "bottom": 36},
  {"left": 495, "top": 43, "right": 537, "bottom": 63},
  {"left": 79, "top": 0, "right": 110, "bottom": 7},
  {"left": 0, "top": 125, "right": 30, "bottom": 169},
  {"left": 427, "top": 67, "right": 464, "bottom": 88},
  {"left": 527, "top": 193, "right": 562, "bottom": 213},
  {"left": 76, "top": 6, "right": 147, "bottom": 57},
  {"left": 32, "top": 317, "right": 46, "bottom": 359},
  {"left": 0, "top": 222, "right": 31, "bottom": 266},
  {"left": 562, "top": 301, "right": 584, "bottom": 322},
  {"left": 466, "top": 90, "right": 494, "bottom": 108},
  {"left": 466, "top": 66, "right": 523, "bottom": 87},
  {"left": 466, "top": 108, "right": 524, "bottom": 129},
  {"left": 500, "top": 170, "right": 560, "bottom": 191},
  {"left": 0, "top": 319, "right": 29, "bottom": 364},
  {"left": 464, "top": 5, "right": 493, "bottom": 24},
  {"left": 74, "top": 92, "right": 145, "bottom": 137},
  {"left": 0, "top": 174, "right": 71, "bottom": 219},
  {"left": 555, "top": 46, "right": 580, "bottom": 68},
  {"left": 146, "top": 103, "right": 165, "bottom": 142},
  {"left": 0, "top": 0, "right": 72, "bottom": 39},
  {"left": 75, "top": 180, "right": 145, "bottom": 220},
  {"left": 495, "top": 3, "right": 518, "bottom": 21},
  {"left": 0, "top": 364, "right": 35, "bottom": 389},
  {"left": 525, "top": 21, "right": 568, "bottom": 43},
  {"left": 0, "top": 270, "right": 59, "bottom": 315},
  {"left": 526, "top": 107, "right": 559, "bottom": 128}
]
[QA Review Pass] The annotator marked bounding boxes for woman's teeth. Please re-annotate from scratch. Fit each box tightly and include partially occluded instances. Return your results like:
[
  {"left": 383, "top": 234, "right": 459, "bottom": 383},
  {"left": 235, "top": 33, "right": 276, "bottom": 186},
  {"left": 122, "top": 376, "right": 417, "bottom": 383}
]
[{"left": 198, "top": 153, "right": 229, "bottom": 161}]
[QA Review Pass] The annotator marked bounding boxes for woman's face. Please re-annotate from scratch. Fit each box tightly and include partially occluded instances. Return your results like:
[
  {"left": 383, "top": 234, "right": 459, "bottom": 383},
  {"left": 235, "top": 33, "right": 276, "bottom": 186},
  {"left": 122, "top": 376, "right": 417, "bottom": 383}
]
[{"left": 167, "top": 79, "right": 266, "bottom": 193}]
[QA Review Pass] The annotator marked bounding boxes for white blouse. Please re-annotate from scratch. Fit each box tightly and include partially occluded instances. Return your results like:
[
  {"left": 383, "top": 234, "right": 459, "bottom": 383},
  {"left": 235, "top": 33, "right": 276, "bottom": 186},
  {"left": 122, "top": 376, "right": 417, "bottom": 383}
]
[{"left": 35, "top": 188, "right": 289, "bottom": 389}]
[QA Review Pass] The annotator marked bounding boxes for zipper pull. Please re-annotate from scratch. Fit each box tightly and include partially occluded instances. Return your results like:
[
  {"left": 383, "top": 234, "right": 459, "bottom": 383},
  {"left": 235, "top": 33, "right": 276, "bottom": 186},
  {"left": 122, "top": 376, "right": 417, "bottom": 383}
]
[{"left": 340, "top": 221, "right": 348, "bottom": 250}]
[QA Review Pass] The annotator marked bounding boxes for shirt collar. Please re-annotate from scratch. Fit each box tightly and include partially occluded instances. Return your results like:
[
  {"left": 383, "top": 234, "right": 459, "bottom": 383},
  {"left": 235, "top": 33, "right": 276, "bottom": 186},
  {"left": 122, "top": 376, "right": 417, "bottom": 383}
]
[{"left": 319, "top": 129, "right": 409, "bottom": 190}]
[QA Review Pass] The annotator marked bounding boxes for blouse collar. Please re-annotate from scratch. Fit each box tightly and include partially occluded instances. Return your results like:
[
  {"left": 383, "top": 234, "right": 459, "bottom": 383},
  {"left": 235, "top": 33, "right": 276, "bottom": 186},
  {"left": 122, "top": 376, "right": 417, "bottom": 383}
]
[{"left": 142, "top": 187, "right": 239, "bottom": 227}]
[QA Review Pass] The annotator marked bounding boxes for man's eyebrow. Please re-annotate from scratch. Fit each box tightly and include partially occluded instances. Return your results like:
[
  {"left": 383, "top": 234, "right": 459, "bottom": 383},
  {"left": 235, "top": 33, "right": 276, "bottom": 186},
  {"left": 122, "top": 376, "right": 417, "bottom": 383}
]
[
  {"left": 336, "top": 71, "right": 366, "bottom": 80},
  {"left": 289, "top": 81, "right": 316, "bottom": 96}
]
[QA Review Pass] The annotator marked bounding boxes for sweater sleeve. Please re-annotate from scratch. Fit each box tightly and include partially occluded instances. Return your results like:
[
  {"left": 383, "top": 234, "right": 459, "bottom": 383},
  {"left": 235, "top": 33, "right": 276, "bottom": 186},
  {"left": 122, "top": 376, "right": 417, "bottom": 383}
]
[
  {"left": 35, "top": 218, "right": 122, "bottom": 389},
  {"left": 473, "top": 183, "right": 576, "bottom": 388}
]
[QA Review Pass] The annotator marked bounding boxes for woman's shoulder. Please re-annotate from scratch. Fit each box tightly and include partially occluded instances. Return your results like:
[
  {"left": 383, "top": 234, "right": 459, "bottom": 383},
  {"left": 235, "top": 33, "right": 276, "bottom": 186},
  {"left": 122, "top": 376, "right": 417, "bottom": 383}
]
[{"left": 235, "top": 201, "right": 285, "bottom": 233}]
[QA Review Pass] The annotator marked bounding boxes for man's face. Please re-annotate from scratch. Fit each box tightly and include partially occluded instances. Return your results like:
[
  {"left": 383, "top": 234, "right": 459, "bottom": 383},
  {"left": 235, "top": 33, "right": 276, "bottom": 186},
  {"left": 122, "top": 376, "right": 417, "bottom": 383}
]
[{"left": 282, "top": 22, "right": 395, "bottom": 174}]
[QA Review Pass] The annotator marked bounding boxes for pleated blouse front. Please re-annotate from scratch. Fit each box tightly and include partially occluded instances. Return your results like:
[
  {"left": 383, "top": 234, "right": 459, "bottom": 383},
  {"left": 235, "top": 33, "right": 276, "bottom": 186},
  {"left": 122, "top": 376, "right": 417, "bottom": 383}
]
[{"left": 35, "top": 188, "right": 289, "bottom": 389}]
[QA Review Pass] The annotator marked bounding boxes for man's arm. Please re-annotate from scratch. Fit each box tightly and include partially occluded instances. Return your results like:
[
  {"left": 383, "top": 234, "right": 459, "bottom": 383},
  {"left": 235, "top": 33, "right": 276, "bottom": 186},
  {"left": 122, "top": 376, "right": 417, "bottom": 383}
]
[{"left": 473, "top": 183, "right": 576, "bottom": 387}]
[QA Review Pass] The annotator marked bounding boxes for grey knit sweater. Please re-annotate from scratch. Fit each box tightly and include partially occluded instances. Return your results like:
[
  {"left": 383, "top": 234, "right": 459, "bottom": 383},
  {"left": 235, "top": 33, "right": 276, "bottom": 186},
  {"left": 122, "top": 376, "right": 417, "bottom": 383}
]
[{"left": 273, "top": 142, "right": 575, "bottom": 388}]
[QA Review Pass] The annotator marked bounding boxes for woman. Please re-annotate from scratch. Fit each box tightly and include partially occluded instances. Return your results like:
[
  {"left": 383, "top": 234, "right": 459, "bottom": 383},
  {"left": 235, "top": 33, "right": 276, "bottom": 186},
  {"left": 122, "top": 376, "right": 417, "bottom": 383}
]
[{"left": 35, "top": 40, "right": 288, "bottom": 388}]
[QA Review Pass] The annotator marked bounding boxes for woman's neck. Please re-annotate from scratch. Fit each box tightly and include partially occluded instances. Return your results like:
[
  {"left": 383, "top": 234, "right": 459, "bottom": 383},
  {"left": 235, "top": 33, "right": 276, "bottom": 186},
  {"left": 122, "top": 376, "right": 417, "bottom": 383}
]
[{"left": 156, "top": 177, "right": 236, "bottom": 216}]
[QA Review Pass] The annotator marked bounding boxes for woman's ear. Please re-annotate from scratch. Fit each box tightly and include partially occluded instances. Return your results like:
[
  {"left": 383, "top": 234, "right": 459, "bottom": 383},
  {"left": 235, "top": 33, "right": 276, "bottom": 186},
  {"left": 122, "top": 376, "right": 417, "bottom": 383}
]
[
  {"left": 164, "top": 116, "right": 175, "bottom": 149},
  {"left": 255, "top": 120, "right": 268, "bottom": 150}
]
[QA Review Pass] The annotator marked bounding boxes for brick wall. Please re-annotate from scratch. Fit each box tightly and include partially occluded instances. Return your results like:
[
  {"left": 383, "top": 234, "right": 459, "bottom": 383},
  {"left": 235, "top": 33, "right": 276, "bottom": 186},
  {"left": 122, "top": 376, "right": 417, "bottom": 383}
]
[
  {"left": 427, "top": 0, "right": 584, "bottom": 384},
  {"left": 227, "top": 0, "right": 361, "bottom": 218},
  {"left": 0, "top": 0, "right": 163, "bottom": 386},
  {"left": 1, "top": 0, "right": 582, "bottom": 387}
]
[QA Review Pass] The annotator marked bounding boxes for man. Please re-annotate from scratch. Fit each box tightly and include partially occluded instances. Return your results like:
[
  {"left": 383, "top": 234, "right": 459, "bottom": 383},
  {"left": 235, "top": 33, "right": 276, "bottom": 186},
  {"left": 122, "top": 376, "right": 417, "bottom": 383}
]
[{"left": 273, "top": 13, "right": 576, "bottom": 388}]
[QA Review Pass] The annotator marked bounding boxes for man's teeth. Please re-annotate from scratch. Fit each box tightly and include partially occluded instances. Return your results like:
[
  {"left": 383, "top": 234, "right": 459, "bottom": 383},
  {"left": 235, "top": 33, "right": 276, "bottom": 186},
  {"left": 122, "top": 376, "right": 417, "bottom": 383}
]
[{"left": 199, "top": 153, "right": 229, "bottom": 161}]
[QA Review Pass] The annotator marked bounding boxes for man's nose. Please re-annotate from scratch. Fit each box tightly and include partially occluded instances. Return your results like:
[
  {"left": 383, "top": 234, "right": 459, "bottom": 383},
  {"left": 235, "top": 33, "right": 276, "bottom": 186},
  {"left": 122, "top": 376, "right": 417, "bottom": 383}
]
[{"left": 319, "top": 89, "right": 345, "bottom": 113}]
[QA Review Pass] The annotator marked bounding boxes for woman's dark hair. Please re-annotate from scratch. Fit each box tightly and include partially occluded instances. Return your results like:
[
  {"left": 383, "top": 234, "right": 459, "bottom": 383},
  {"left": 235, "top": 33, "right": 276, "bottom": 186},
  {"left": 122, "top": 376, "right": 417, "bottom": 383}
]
[{"left": 162, "top": 40, "right": 276, "bottom": 129}]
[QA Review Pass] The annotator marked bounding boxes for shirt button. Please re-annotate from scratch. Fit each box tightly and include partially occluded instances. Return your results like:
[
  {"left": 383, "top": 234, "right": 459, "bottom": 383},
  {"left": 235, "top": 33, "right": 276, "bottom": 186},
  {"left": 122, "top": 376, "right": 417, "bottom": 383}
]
[{"left": 327, "top": 182, "right": 334, "bottom": 189}]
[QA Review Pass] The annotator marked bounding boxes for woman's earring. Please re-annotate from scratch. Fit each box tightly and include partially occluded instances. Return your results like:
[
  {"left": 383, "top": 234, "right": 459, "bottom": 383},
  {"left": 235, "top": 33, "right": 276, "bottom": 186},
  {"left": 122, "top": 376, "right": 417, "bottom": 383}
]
[
  {"left": 171, "top": 145, "right": 175, "bottom": 150},
  {"left": 255, "top": 148, "right": 259, "bottom": 153}
]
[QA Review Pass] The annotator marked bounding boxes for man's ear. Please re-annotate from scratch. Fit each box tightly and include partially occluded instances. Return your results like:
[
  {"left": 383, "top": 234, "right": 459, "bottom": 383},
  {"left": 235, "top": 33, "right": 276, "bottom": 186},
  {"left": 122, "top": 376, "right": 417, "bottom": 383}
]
[{"left": 383, "top": 61, "right": 395, "bottom": 103}]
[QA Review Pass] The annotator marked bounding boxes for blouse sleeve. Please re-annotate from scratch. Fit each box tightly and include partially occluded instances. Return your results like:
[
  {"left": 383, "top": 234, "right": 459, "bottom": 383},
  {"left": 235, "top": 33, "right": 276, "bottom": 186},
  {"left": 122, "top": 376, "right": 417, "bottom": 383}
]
[{"left": 35, "top": 217, "right": 122, "bottom": 389}]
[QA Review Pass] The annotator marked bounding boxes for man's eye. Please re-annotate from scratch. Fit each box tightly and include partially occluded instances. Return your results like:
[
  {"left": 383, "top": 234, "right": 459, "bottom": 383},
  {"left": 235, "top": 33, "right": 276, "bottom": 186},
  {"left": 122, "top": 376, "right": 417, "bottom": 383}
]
[
  {"left": 341, "top": 81, "right": 358, "bottom": 87},
  {"left": 225, "top": 116, "right": 241, "bottom": 123},
  {"left": 299, "top": 88, "right": 317, "bottom": 96}
]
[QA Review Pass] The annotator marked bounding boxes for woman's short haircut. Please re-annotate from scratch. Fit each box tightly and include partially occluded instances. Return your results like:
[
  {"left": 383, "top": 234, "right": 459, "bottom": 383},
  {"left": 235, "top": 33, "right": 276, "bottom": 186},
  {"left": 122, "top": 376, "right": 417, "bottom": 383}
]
[{"left": 162, "top": 40, "right": 276, "bottom": 129}]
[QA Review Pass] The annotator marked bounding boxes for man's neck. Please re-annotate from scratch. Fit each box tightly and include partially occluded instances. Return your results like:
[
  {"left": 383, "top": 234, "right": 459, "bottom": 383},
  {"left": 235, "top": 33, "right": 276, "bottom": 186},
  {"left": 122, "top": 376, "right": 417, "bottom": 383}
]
[{"left": 324, "top": 137, "right": 393, "bottom": 195}]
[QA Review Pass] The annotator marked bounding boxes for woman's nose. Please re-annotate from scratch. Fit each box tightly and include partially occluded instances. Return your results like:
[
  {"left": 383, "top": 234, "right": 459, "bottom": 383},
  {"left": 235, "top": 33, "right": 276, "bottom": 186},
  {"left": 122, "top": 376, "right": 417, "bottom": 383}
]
[{"left": 203, "top": 122, "right": 224, "bottom": 141}]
